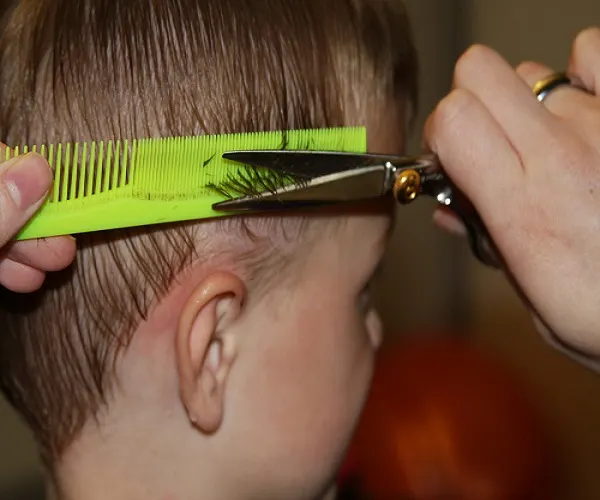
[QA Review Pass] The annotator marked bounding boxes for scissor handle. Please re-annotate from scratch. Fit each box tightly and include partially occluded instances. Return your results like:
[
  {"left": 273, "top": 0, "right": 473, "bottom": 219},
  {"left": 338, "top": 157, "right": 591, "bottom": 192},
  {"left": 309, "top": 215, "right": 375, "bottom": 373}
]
[
  {"left": 434, "top": 183, "right": 502, "bottom": 268},
  {"left": 393, "top": 168, "right": 502, "bottom": 268},
  {"left": 455, "top": 196, "right": 502, "bottom": 268}
]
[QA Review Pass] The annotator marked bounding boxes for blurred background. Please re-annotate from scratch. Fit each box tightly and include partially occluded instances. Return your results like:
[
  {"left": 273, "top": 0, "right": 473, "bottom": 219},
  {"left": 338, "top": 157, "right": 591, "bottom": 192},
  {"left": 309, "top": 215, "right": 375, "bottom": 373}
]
[
  {"left": 365, "top": 0, "right": 600, "bottom": 498},
  {"left": 3, "top": 0, "right": 600, "bottom": 498}
]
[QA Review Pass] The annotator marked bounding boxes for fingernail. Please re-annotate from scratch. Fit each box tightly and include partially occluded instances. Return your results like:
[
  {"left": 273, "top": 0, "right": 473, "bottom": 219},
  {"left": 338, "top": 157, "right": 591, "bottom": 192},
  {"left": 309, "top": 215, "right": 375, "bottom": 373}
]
[{"left": 3, "top": 153, "right": 52, "bottom": 210}]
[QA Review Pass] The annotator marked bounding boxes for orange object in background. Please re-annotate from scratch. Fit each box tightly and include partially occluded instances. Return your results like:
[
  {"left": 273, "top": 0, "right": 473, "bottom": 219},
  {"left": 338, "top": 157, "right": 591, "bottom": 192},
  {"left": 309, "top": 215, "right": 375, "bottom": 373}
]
[{"left": 342, "top": 337, "right": 558, "bottom": 500}]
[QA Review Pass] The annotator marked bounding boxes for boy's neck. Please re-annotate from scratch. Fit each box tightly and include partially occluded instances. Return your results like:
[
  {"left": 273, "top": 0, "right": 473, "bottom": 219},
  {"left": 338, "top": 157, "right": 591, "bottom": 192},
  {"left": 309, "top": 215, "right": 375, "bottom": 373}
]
[
  {"left": 51, "top": 411, "right": 228, "bottom": 500},
  {"left": 54, "top": 450, "right": 339, "bottom": 500},
  {"left": 55, "top": 448, "right": 202, "bottom": 499},
  {"left": 53, "top": 433, "right": 340, "bottom": 500}
]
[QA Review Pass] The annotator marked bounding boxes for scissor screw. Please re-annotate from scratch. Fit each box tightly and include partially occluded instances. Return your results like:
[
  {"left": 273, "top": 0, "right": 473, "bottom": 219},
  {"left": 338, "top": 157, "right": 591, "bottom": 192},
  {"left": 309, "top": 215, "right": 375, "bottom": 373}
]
[{"left": 393, "top": 169, "right": 421, "bottom": 204}]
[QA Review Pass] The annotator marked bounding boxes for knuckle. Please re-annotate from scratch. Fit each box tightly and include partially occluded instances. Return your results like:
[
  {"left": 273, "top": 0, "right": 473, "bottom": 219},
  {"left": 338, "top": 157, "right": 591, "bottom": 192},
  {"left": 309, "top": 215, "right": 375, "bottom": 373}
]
[
  {"left": 428, "top": 89, "right": 478, "bottom": 155},
  {"left": 515, "top": 60, "right": 546, "bottom": 81},
  {"left": 515, "top": 61, "right": 536, "bottom": 74},
  {"left": 433, "top": 88, "right": 474, "bottom": 130},
  {"left": 455, "top": 44, "right": 494, "bottom": 83}
]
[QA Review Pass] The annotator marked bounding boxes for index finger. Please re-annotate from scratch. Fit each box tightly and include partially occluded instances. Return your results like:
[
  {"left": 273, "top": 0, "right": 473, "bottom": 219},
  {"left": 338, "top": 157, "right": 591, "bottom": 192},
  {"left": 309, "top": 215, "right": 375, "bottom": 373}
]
[{"left": 454, "top": 45, "right": 561, "bottom": 164}]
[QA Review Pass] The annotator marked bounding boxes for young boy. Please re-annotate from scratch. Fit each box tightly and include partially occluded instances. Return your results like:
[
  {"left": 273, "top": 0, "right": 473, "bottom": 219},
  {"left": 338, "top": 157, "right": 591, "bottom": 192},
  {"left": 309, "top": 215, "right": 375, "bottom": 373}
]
[{"left": 0, "top": 0, "right": 417, "bottom": 498}]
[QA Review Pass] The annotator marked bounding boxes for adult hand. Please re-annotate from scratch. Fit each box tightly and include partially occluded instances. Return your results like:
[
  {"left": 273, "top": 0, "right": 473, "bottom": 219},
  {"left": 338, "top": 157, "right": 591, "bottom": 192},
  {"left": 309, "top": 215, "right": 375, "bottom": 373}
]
[
  {"left": 0, "top": 145, "right": 76, "bottom": 293},
  {"left": 425, "top": 28, "right": 600, "bottom": 365}
]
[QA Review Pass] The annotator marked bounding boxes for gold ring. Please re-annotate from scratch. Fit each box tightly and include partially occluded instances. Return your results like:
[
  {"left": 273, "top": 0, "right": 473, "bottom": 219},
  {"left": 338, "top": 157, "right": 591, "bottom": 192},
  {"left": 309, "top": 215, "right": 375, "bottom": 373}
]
[{"left": 532, "top": 72, "right": 573, "bottom": 102}]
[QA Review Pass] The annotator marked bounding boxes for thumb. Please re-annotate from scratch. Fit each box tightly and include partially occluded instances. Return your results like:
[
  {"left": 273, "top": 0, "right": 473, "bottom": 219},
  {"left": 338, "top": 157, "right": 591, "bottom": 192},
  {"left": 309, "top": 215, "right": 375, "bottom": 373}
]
[{"left": 0, "top": 153, "right": 52, "bottom": 246}]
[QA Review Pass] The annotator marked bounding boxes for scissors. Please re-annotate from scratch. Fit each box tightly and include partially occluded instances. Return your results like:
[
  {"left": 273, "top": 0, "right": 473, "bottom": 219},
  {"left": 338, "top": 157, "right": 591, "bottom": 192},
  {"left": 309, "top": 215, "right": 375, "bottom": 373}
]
[{"left": 212, "top": 151, "right": 500, "bottom": 268}]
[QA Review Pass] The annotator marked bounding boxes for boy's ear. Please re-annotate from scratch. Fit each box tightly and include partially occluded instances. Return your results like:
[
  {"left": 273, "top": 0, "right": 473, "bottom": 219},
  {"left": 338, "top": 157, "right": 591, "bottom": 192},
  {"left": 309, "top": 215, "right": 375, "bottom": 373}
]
[{"left": 176, "top": 272, "right": 245, "bottom": 434}]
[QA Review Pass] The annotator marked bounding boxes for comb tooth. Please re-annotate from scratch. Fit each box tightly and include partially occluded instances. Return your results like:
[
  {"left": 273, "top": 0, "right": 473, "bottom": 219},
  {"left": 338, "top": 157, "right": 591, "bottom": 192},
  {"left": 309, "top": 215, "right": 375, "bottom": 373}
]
[
  {"left": 65, "top": 143, "right": 72, "bottom": 200},
  {"left": 168, "top": 138, "right": 174, "bottom": 188},
  {"left": 188, "top": 137, "right": 193, "bottom": 187},
  {"left": 121, "top": 140, "right": 129, "bottom": 187},
  {"left": 113, "top": 140, "right": 121, "bottom": 191},
  {"left": 138, "top": 138, "right": 145, "bottom": 192},
  {"left": 134, "top": 139, "right": 142, "bottom": 186},
  {"left": 61, "top": 143, "right": 70, "bottom": 202},
  {"left": 130, "top": 139, "right": 137, "bottom": 189},
  {"left": 62, "top": 144, "right": 70, "bottom": 202},
  {"left": 198, "top": 136, "right": 205, "bottom": 186},
  {"left": 95, "top": 141, "right": 104, "bottom": 195},
  {"left": 182, "top": 138, "right": 187, "bottom": 189},
  {"left": 147, "top": 139, "right": 152, "bottom": 189},
  {"left": 119, "top": 140, "right": 125, "bottom": 188},
  {"left": 192, "top": 137, "right": 198, "bottom": 187},
  {"left": 177, "top": 137, "right": 183, "bottom": 187},
  {"left": 144, "top": 139, "right": 150, "bottom": 188},
  {"left": 171, "top": 137, "right": 176, "bottom": 191},
  {"left": 165, "top": 137, "right": 171, "bottom": 192},
  {"left": 193, "top": 137, "right": 199, "bottom": 187},
  {"left": 170, "top": 137, "right": 176, "bottom": 191},
  {"left": 65, "top": 143, "right": 73, "bottom": 201},
  {"left": 158, "top": 138, "right": 164, "bottom": 193},
  {"left": 141, "top": 138, "right": 148, "bottom": 191},
  {"left": 103, "top": 141, "right": 112, "bottom": 193},
  {"left": 194, "top": 135, "right": 201, "bottom": 185},
  {"left": 163, "top": 138, "right": 169, "bottom": 192},
  {"left": 88, "top": 142, "right": 96, "bottom": 196},
  {"left": 184, "top": 137, "right": 191, "bottom": 189},
  {"left": 138, "top": 139, "right": 145, "bottom": 190},
  {"left": 174, "top": 137, "right": 179, "bottom": 189},
  {"left": 112, "top": 140, "right": 118, "bottom": 191},
  {"left": 79, "top": 142, "right": 87, "bottom": 199},
  {"left": 129, "top": 140, "right": 134, "bottom": 186},
  {"left": 70, "top": 143, "right": 79, "bottom": 200},
  {"left": 55, "top": 144, "right": 63, "bottom": 202},
  {"left": 140, "top": 139, "right": 146, "bottom": 192},
  {"left": 161, "top": 138, "right": 166, "bottom": 190}
]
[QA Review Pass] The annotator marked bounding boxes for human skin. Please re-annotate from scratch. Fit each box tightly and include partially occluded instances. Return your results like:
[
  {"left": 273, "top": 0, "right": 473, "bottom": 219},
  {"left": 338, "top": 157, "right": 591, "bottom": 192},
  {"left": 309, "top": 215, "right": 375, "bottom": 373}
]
[
  {"left": 0, "top": 148, "right": 76, "bottom": 292},
  {"left": 427, "top": 27, "right": 600, "bottom": 364}
]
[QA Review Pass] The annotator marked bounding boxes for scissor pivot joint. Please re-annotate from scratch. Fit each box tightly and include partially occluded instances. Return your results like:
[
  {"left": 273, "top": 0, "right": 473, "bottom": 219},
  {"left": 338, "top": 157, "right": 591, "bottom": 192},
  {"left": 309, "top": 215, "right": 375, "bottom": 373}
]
[{"left": 393, "top": 169, "right": 421, "bottom": 204}]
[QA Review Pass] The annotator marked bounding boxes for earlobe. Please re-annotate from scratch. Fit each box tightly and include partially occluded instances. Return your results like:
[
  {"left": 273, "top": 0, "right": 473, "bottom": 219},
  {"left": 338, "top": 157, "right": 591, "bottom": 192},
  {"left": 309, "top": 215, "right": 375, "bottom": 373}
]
[{"left": 176, "top": 272, "right": 245, "bottom": 434}]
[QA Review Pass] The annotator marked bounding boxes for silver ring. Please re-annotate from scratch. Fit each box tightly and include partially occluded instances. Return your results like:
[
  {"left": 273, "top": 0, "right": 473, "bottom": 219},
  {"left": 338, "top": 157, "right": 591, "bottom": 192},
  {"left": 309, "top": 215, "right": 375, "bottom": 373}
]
[{"left": 533, "top": 72, "right": 573, "bottom": 102}]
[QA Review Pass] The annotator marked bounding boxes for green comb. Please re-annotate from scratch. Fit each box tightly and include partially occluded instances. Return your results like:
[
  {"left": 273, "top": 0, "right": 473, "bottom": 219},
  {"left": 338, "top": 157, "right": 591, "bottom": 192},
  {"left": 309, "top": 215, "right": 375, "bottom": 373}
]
[{"left": 6, "top": 127, "right": 366, "bottom": 240}]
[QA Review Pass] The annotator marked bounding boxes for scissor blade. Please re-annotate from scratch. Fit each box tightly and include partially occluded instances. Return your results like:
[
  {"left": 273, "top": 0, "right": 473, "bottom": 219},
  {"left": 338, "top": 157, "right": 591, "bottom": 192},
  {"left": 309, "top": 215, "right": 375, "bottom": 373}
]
[
  {"left": 222, "top": 150, "right": 405, "bottom": 178},
  {"left": 213, "top": 166, "right": 387, "bottom": 211}
]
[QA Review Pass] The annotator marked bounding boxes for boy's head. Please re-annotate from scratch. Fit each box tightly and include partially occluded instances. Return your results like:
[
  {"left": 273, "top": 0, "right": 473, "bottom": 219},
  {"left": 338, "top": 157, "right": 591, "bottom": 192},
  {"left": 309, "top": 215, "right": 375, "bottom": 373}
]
[{"left": 0, "top": 0, "right": 416, "bottom": 498}]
